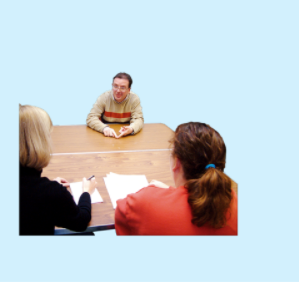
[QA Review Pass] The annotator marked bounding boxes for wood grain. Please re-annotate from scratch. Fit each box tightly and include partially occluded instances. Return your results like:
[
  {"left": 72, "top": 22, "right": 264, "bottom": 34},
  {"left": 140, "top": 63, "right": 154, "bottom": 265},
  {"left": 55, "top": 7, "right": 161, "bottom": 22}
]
[
  {"left": 51, "top": 123, "right": 174, "bottom": 153},
  {"left": 42, "top": 150, "right": 175, "bottom": 230}
]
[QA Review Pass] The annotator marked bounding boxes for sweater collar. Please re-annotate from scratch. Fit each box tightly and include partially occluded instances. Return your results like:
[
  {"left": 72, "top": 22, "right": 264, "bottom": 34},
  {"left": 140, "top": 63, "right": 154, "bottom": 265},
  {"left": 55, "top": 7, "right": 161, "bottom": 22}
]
[{"left": 20, "top": 164, "right": 42, "bottom": 177}]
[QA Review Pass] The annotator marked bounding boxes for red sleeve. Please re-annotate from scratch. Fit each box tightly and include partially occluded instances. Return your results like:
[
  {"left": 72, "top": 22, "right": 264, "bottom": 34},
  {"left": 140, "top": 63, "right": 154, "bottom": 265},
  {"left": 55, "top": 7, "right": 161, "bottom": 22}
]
[{"left": 115, "top": 197, "right": 132, "bottom": 235}]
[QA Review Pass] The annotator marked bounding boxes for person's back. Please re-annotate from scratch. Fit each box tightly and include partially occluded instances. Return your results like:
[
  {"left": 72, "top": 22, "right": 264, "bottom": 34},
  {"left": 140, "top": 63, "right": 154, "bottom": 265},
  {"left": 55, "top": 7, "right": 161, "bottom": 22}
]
[
  {"left": 20, "top": 166, "right": 56, "bottom": 235},
  {"left": 115, "top": 122, "right": 238, "bottom": 236},
  {"left": 116, "top": 185, "right": 237, "bottom": 235},
  {"left": 19, "top": 105, "right": 96, "bottom": 235},
  {"left": 20, "top": 166, "right": 92, "bottom": 235}
]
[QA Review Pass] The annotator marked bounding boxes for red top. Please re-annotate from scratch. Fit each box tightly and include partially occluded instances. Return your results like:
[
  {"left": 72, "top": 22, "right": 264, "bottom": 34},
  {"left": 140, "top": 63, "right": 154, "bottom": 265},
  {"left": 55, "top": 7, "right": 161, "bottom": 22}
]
[{"left": 115, "top": 185, "right": 238, "bottom": 235}]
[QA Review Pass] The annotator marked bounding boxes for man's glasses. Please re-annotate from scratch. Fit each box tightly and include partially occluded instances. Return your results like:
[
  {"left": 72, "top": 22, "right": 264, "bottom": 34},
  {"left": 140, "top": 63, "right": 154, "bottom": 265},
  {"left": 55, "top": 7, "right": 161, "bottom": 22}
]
[{"left": 112, "top": 84, "right": 127, "bottom": 91}]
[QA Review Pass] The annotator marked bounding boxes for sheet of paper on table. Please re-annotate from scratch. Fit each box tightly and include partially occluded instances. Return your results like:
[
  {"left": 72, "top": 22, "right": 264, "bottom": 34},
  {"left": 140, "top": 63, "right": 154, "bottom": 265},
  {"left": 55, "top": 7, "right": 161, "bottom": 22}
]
[
  {"left": 70, "top": 182, "right": 103, "bottom": 205},
  {"left": 104, "top": 172, "right": 149, "bottom": 209}
]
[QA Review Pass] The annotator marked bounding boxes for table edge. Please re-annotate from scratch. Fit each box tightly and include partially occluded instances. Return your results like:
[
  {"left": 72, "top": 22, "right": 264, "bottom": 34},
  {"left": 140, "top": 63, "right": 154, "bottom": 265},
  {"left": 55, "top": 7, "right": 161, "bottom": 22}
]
[{"left": 55, "top": 223, "right": 115, "bottom": 235}]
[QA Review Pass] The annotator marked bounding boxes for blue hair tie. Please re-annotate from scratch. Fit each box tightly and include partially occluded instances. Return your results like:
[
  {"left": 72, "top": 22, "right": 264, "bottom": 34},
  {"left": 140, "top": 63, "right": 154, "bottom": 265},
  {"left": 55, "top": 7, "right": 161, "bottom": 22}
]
[{"left": 205, "top": 164, "right": 215, "bottom": 169}]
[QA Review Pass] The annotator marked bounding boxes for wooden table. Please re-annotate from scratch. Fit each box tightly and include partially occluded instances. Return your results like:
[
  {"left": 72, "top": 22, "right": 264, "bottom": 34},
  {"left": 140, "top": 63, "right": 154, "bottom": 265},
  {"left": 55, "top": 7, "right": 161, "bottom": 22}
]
[
  {"left": 42, "top": 123, "right": 175, "bottom": 234},
  {"left": 42, "top": 123, "right": 238, "bottom": 234}
]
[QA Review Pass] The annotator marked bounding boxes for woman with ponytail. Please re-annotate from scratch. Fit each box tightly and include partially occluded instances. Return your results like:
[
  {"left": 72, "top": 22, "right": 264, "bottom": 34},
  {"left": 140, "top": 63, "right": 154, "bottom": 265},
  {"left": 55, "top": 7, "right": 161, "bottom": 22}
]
[{"left": 115, "top": 122, "right": 237, "bottom": 235}]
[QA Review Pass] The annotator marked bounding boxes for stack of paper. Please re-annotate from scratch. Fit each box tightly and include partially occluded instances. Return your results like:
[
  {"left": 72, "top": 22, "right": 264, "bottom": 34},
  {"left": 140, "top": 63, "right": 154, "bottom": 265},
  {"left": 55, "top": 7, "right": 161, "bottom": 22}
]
[
  {"left": 70, "top": 182, "right": 103, "bottom": 205},
  {"left": 104, "top": 172, "right": 149, "bottom": 209}
]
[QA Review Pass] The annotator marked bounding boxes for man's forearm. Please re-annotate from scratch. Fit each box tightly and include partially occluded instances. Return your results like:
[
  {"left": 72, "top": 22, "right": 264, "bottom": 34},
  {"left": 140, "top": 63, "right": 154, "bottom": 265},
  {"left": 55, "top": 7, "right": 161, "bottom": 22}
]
[
  {"left": 86, "top": 113, "right": 107, "bottom": 133},
  {"left": 130, "top": 117, "right": 144, "bottom": 134}
]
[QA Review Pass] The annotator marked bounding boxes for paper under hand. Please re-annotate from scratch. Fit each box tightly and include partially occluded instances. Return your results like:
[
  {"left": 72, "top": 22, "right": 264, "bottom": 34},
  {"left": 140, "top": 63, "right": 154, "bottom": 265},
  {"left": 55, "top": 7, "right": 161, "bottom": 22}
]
[
  {"left": 70, "top": 182, "right": 103, "bottom": 205},
  {"left": 104, "top": 172, "right": 149, "bottom": 209}
]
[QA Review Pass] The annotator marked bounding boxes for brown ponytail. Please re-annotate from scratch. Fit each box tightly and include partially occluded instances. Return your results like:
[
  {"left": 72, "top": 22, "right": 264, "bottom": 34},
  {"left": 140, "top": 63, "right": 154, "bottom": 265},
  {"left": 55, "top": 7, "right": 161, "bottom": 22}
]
[{"left": 171, "top": 122, "right": 233, "bottom": 228}]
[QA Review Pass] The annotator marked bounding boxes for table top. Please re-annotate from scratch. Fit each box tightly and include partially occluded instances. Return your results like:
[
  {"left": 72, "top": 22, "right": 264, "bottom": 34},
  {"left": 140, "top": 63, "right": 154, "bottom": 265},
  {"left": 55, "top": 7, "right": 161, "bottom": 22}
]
[
  {"left": 51, "top": 123, "right": 174, "bottom": 153},
  {"left": 42, "top": 123, "right": 238, "bottom": 234},
  {"left": 42, "top": 123, "right": 175, "bottom": 234}
]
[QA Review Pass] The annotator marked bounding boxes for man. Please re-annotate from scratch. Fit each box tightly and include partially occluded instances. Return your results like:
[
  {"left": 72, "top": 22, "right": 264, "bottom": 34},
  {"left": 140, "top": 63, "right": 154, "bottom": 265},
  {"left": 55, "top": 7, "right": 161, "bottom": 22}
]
[{"left": 86, "top": 73, "right": 144, "bottom": 138}]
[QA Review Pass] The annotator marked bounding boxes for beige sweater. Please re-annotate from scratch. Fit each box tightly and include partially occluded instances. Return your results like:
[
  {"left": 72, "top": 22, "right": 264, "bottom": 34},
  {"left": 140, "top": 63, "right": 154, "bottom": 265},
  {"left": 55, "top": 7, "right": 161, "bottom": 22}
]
[{"left": 86, "top": 90, "right": 144, "bottom": 134}]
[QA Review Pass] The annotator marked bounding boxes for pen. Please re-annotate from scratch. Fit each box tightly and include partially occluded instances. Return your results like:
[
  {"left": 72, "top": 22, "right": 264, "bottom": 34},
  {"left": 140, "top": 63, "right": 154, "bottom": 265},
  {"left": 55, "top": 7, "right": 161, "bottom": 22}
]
[{"left": 87, "top": 175, "right": 95, "bottom": 180}]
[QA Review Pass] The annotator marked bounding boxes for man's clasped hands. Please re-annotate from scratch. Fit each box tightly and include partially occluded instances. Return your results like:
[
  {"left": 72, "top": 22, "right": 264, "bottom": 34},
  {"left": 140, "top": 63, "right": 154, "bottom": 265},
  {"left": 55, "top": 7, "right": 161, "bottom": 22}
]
[{"left": 103, "top": 126, "right": 133, "bottom": 139}]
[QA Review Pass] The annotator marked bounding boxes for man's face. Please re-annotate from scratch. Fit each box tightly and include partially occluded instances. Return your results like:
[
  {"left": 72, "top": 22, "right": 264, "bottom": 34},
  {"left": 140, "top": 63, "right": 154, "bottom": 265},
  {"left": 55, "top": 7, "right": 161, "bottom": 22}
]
[{"left": 112, "top": 78, "right": 130, "bottom": 103}]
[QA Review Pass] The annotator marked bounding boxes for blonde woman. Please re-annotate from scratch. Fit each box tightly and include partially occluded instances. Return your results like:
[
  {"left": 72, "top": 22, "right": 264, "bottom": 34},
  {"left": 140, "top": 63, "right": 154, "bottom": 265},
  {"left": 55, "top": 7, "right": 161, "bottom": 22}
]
[{"left": 19, "top": 105, "right": 97, "bottom": 235}]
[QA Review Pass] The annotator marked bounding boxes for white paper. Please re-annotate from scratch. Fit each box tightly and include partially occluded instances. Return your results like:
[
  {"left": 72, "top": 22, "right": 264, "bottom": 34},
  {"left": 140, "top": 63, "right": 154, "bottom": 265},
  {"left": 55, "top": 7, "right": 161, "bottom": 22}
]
[
  {"left": 104, "top": 172, "right": 149, "bottom": 209},
  {"left": 70, "top": 182, "right": 103, "bottom": 205}
]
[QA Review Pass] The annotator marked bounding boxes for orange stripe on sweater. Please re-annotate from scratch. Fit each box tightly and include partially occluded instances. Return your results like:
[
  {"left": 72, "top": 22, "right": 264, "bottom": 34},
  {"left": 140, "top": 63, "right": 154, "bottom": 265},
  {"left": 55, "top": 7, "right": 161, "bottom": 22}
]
[{"left": 104, "top": 111, "right": 131, "bottom": 119}]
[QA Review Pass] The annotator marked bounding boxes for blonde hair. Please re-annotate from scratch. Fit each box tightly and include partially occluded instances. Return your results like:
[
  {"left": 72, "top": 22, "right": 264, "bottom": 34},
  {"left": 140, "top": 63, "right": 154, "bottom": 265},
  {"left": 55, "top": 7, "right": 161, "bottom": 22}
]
[{"left": 19, "top": 104, "right": 53, "bottom": 171}]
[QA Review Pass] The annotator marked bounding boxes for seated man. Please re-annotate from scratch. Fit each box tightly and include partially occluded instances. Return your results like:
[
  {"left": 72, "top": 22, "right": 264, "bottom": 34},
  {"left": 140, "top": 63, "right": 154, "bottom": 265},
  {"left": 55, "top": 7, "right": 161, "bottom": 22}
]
[{"left": 86, "top": 73, "right": 144, "bottom": 138}]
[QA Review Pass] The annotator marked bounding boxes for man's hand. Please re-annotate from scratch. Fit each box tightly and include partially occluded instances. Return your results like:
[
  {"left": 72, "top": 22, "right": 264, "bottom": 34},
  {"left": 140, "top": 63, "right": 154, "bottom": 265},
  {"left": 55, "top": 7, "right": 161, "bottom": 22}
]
[
  {"left": 103, "top": 127, "right": 117, "bottom": 138},
  {"left": 116, "top": 126, "right": 133, "bottom": 139},
  {"left": 149, "top": 180, "right": 169, "bottom": 189},
  {"left": 54, "top": 177, "right": 70, "bottom": 187}
]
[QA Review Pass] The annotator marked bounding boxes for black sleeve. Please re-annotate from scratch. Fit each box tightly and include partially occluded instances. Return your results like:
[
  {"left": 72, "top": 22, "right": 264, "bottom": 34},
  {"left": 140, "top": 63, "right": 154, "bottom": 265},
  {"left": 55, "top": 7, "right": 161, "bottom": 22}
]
[{"left": 52, "top": 184, "right": 92, "bottom": 232}]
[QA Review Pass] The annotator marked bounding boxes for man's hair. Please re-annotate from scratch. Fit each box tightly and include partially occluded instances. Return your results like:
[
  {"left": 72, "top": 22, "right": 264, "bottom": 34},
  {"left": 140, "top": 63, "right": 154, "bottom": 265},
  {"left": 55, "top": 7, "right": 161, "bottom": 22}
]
[
  {"left": 170, "top": 122, "right": 233, "bottom": 229},
  {"left": 113, "top": 72, "right": 133, "bottom": 88},
  {"left": 19, "top": 104, "right": 53, "bottom": 171}
]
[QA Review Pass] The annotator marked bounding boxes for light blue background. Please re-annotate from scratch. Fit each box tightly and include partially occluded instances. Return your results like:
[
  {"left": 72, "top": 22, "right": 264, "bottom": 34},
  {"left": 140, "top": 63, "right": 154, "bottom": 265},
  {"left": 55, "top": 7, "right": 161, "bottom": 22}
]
[{"left": 1, "top": 0, "right": 298, "bottom": 281}]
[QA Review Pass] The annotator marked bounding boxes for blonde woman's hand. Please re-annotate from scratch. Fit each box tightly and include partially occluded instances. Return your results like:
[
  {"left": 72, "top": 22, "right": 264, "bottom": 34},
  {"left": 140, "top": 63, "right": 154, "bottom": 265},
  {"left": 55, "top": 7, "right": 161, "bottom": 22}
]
[
  {"left": 54, "top": 177, "right": 70, "bottom": 187},
  {"left": 149, "top": 180, "right": 169, "bottom": 189},
  {"left": 82, "top": 177, "right": 97, "bottom": 195}
]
